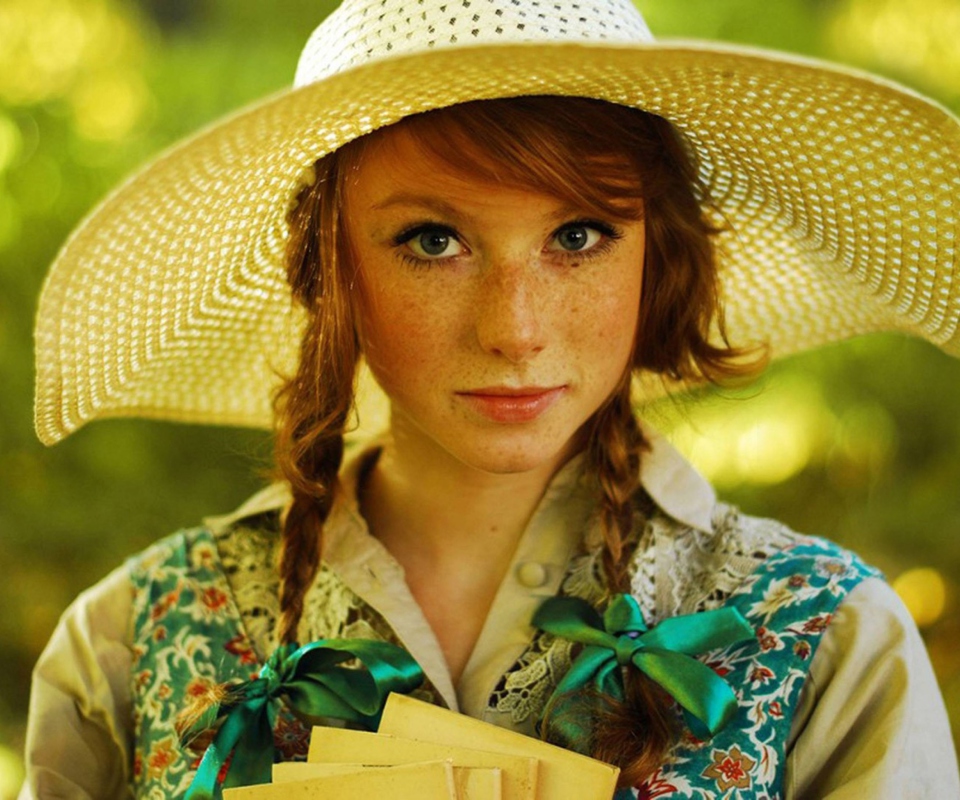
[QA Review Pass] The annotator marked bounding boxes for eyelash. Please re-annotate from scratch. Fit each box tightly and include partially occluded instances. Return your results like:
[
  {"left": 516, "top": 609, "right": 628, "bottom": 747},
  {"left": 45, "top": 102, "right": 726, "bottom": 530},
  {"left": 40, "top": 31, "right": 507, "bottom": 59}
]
[
  {"left": 392, "top": 219, "right": 624, "bottom": 268},
  {"left": 393, "top": 223, "right": 460, "bottom": 268}
]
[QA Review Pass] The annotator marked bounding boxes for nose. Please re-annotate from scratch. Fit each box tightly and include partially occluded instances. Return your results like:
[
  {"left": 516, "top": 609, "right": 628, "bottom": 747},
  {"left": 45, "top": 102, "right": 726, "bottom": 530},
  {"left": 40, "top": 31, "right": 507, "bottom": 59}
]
[{"left": 474, "top": 260, "right": 546, "bottom": 363}]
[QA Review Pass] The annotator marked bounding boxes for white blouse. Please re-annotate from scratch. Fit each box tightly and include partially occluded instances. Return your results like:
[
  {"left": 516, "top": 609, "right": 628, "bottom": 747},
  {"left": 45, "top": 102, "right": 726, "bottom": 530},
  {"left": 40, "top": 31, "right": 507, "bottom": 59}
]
[{"left": 19, "top": 429, "right": 960, "bottom": 798}]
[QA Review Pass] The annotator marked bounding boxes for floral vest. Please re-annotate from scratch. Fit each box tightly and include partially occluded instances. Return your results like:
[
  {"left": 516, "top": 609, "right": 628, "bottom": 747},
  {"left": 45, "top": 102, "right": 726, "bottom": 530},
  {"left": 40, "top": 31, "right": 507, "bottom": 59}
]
[
  {"left": 127, "top": 527, "right": 878, "bottom": 799},
  {"left": 627, "top": 541, "right": 878, "bottom": 799}
]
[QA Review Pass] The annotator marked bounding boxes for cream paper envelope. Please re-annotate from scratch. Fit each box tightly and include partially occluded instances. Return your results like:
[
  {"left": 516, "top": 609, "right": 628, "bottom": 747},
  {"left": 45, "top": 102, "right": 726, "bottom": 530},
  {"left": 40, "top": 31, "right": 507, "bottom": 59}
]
[
  {"left": 307, "top": 726, "right": 534, "bottom": 800},
  {"left": 379, "top": 694, "right": 620, "bottom": 800},
  {"left": 273, "top": 761, "right": 502, "bottom": 800},
  {"left": 222, "top": 759, "right": 455, "bottom": 799}
]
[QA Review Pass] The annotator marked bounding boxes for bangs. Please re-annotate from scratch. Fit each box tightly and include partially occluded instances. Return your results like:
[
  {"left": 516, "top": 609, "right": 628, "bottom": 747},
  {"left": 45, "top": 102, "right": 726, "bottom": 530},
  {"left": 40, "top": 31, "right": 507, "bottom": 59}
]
[{"left": 349, "top": 96, "right": 655, "bottom": 221}]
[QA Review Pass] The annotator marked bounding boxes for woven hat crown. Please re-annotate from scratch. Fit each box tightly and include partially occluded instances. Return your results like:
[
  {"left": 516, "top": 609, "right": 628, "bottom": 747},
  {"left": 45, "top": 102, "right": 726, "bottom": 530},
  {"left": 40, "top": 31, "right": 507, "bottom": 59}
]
[{"left": 294, "top": 0, "right": 654, "bottom": 87}]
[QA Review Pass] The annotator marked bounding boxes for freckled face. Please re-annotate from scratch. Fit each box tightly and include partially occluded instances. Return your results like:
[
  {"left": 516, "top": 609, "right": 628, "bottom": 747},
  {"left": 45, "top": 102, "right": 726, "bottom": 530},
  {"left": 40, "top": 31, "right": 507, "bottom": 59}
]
[{"left": 342, "top": 127, "right": 645, "bottom": 475}]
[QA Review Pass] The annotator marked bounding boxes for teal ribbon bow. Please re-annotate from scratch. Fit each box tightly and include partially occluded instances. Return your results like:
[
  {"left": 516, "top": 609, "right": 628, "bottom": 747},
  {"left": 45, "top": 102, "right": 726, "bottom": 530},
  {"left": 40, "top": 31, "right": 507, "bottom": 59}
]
[
  {"left": 533, "top": 595, "right": 754, "bottom": 745},
  {"left": 183, "top": 639, "right": 424, "bottom": 799}
]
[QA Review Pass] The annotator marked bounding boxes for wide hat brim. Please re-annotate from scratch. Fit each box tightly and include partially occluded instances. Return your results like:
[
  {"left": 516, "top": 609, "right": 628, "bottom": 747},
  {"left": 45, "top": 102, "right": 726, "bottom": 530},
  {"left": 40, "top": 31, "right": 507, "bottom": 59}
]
[{"left": 34, "top": 40, "right": 960, "bottom": 444}]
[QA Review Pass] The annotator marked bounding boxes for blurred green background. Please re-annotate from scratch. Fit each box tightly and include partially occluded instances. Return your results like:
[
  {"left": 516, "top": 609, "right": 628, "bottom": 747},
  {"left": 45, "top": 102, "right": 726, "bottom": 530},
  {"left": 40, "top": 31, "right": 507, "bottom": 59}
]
[{"left": 2, "top": 0, "right": 960, "bottom": 793}]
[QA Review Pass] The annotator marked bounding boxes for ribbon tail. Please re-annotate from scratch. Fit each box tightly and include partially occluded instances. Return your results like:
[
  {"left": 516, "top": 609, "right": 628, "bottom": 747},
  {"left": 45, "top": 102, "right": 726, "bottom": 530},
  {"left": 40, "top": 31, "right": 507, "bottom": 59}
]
[
  {"left": 540, "top": 647, "right": 619, "bottom": 754},
  {"left": 185, "top": 699, "right": 269, "bottom": 800},
  {"left": 551, "top": 646, "right": 617, "bottom": 699},
  {"left": 639, "top": 608, "right": 754, "bottom": 655},
  {"left": 223, "top": 701, "right": 277, "bottom": 789},
  {"left": 632, "top": 650, "right": 740, "bottom": 736}
]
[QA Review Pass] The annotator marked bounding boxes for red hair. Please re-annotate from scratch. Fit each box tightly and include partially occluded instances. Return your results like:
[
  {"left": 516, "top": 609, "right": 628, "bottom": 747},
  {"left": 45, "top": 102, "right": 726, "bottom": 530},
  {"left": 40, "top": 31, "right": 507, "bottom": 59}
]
[{"left": 274, "top": 96, "right": 762, "bottom": 785}]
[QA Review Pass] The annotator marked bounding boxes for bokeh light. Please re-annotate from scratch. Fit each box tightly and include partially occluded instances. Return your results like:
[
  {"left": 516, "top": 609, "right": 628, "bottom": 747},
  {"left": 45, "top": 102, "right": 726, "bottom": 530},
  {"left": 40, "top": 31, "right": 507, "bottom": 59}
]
[
  {"left": 3, "top": 0, "right": 960, "bottom": 796},
  {"left": 830, "top": 0, "right": 960, "bottom": 100},
  {"left": 0, "top": 115, "right": 22, "bottom": 173},
  {"left": 0, "top": 0, "right": 148, "bottom": 109},
  {"left": 0, "top": 746, "right": 25, "bottom": 799},
  {"left": 894, "top": 568, "right": 949, "bottom": 629},
  {"left": 70, "top": 71, "right": 152, "bottom": 141},
  {"left": 661, "top": 376, "right": 836, "bottom": 490}
]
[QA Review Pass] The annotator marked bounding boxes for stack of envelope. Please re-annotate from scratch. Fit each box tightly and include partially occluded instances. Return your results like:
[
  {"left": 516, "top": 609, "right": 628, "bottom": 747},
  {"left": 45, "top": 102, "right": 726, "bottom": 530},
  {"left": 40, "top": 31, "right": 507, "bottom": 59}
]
[{"left": 224, "top": 693, "right": 620, "bottom": 799}]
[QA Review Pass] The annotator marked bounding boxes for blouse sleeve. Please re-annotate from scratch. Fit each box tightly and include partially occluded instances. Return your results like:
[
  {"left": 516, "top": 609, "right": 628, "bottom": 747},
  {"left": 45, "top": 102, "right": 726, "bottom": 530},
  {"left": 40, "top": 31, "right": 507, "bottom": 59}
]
[
  {"left": 18, "top": 564, "right": 135, "bottom": 800},
  {"left": 786, "top": 576, "right": 960, "bottom": 798}
]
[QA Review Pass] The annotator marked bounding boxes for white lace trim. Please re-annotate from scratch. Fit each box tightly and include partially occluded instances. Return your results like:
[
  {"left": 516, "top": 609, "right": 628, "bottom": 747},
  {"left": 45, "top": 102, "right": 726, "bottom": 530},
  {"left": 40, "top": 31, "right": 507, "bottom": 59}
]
[
  {"left": 488, "top": 501, "right": 806, "bottom": 726},
  {"left": 212, "top": 513, "right": 446, "bottom": 705},
  {"left": 211, "top": 497, "right": 806, "bottom": 729}
]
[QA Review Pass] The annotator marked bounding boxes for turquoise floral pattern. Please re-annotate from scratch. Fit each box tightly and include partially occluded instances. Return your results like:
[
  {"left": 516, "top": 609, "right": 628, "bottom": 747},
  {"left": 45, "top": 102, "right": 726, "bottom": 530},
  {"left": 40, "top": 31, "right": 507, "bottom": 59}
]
[
  {"left": 629, "top": 541, "right": 879, "bottom": 799},
  {"left": 128, "top": 529, "right": 311, "bottom": 798},
  {"left": 127, "top": 523, "right": 876, "bottom": 799}
]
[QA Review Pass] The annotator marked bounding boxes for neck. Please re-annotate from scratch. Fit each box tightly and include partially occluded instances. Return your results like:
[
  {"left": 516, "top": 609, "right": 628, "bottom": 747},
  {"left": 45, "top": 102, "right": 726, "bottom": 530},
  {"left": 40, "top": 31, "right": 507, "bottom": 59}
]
[
  {"left": 360, "top": 431, "right": 575, "bottom": 569},
  {"left": 356, "top": 415, "right": 583, "bottom": 687}
]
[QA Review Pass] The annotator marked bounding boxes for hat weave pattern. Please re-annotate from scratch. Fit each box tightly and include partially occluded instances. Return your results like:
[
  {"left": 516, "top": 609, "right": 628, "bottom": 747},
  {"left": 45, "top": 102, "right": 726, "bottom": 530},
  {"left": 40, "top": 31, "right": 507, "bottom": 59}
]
[{"left": 34, "top": 0, "right": 960, "bottom": 444}]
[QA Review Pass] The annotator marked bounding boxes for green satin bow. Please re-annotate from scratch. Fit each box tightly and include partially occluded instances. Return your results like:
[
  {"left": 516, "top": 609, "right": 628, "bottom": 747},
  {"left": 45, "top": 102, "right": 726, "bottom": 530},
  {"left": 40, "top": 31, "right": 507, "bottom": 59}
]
[
  {"left": 183, "top": 639, "right": 424, "bottom": 799},
  {"left": 533, "top": 595, "right": 754, "bottom": 745}
]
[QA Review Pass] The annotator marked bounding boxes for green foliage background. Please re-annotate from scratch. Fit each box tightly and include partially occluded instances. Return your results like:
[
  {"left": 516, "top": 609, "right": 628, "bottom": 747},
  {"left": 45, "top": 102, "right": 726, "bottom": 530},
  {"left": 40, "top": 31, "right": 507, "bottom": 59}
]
[{"left": 2, "top": 0, "right": 960, "bottom": 792}]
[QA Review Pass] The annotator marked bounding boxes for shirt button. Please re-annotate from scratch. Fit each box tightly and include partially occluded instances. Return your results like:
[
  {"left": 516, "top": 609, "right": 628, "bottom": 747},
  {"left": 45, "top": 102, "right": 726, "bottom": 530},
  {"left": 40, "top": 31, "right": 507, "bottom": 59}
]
[{"left": 517, "top": 561, "right": 548, "bottom": 588}]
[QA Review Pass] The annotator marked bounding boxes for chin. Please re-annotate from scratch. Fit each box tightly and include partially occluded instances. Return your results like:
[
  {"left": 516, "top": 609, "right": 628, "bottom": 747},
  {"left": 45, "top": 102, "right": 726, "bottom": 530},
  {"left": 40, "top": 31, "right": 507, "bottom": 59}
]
[{"left": 443, "top": 429, "right": 582, "bottom": 476}]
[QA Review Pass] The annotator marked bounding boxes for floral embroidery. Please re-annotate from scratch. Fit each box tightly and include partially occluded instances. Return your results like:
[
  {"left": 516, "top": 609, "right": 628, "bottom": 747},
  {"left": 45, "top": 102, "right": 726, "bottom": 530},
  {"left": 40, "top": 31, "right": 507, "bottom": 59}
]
[
  {"left": 756, "top": 626, "right": 784, "bottom": 653},
  {"left": 815, "top": 557, "right": 851, "bottom": 580},
  {"left": 225, "top": 633, "right": 259, "bottom": 665},
  {"left": 275, "top": 715, "right": 312, "bottom": 760},
  {"left": 150, "top": 588, "right": 180, "bottom": 621},
  {"left": 129, "top": 530, "right": 314, "bottom": 798},
  {"left": 748, "top": 665, "right": 775, "bottom": 686},
  {"left": 626, "top": 541, "right": 879, "bottom": 799},
  {"left": 636, "top": 770, "right": 685, "bottom": 798},
  {"left": 702, "top": 746, "right": 756, "bottom": 792},
  {"left": 126, "top": 519, "right": 877, "bottom": 799},
  {"left": 200, "top": 586, "right": 230, "bottom": 612},
  {"left": 747, "top": 573, "right": 816, "bottom": 623},
  {"left": 799, "top": 614, "right": 831, "bottom": 634},
  {"left": 146, "top": 736, "right": 179, "bottom": 779},
  {"left": 185, "top": 676, "right": 213, "bottom": 699}
]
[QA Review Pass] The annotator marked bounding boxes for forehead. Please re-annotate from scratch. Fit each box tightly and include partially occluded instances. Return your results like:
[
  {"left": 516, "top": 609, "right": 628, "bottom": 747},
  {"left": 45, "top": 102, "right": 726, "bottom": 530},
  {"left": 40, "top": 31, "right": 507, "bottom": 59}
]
[
  {"left": 340, "top": 121, "right": 646, "bottom": 226},
  {"left": 345, "top": 124, "right": 506, "bottom": 200},
  {"left": 342, "top": 124, "right": 562, "bottom": 215}
]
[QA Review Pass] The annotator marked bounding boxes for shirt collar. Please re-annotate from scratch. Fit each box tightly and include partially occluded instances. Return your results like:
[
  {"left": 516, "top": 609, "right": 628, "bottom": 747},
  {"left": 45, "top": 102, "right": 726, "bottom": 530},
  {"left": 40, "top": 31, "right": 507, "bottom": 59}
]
[
  {"left": 637, "top": 421, "right": 715, "bottom": 533},
  {"left": 204, "top": 424, "right": 716, "bottom": 535}
]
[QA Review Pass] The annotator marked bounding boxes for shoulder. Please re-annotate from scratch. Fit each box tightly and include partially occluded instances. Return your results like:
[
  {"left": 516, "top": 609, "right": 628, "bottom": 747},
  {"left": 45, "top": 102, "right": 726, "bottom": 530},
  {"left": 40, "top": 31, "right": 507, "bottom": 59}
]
[
  {"left": 126, "top": 493, "right": 283, "bottom": 586},
  {"left": 788, "top": 575, "right": 960, "bottom": 795},
  {"left": 632, "top": 500, "right": 880, "bottom": 620},
  {"left": 125, "top": 526, "right": 216, "bottom": 580}
]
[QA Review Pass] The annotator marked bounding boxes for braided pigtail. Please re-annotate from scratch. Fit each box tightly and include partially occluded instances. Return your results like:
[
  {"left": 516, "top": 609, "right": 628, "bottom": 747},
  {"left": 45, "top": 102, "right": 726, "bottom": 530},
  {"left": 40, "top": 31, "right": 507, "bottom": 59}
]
[
  {"left": 586, "top": 373, "right": 645, "bottom": 596},
  {"left": 578, "top": 375, "right": 680, "bottom": 786},
  {"left": 175, "top": 154, "right": 358, "bottom": 751},
  {"left": 273, "top": 151, "right": 361, "bottom": 645}
]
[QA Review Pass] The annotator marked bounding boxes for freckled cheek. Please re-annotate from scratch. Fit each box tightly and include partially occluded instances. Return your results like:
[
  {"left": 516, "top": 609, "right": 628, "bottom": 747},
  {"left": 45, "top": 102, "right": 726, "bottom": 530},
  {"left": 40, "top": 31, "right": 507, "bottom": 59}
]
[
  {"left": 358, "top": 291, "right": 456, "bottom": 390},
  {"left": 567, "top": 280, "right": 643, "bottom": 358}
]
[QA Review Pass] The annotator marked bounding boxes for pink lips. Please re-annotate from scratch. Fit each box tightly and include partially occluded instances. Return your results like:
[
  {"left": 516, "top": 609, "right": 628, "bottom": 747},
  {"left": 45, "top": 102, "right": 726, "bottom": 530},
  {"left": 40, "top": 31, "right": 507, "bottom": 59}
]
[{"left": 456, "top": 386, "right": 566, "bottom": 423}]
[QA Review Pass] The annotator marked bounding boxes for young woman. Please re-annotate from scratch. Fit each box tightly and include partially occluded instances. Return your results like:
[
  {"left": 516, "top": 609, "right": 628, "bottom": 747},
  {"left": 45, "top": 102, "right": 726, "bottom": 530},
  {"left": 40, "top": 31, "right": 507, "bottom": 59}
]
[{"left": 22, "top": 0, "right": 960, "bottom": 797}]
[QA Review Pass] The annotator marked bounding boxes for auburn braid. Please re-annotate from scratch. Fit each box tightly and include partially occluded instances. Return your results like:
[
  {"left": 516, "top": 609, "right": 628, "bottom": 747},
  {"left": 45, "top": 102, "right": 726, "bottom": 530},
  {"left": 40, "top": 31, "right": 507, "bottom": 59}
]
[
  {"left": 273, "top": 154, "right": 360, "bottom": 645},
  {"left": 586, "top": 372, "right": 646, "bottom": 595},
  {"left": 581, "top": 374, "right": 679, "bottom": 785}
]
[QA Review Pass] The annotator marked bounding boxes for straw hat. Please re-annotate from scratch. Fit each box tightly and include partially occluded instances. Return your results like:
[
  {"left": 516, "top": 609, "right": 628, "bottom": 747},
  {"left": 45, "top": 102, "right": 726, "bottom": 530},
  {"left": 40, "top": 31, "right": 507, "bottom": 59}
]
[{"left": 34, "top": 0, "right": 960, "bottom": 445}]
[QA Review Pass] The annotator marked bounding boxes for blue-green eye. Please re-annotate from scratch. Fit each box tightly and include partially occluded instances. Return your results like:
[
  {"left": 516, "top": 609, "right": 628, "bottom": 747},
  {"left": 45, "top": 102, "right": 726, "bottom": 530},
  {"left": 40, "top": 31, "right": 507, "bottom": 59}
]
[
  {"left": 551, "top": 224, "right": 603, "bottom": 252},
  {"left": 400, "top": 225, "right": 463, "bottom": 259}
]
